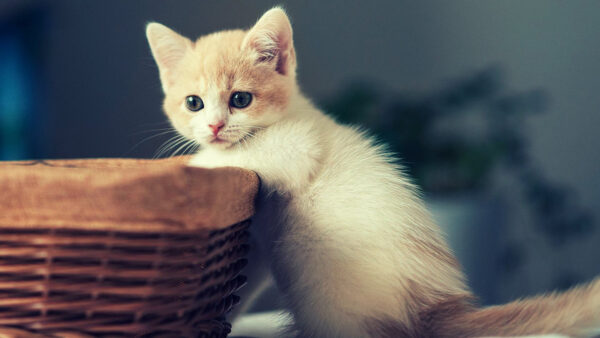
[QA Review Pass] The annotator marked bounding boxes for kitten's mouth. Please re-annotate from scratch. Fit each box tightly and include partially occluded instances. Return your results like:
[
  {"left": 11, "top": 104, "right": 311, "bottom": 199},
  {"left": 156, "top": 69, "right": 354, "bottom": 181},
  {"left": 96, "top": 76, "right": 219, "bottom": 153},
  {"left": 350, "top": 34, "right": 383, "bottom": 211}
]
[{"left": 209, "top": 136, "right": 231, "bottom": 145}]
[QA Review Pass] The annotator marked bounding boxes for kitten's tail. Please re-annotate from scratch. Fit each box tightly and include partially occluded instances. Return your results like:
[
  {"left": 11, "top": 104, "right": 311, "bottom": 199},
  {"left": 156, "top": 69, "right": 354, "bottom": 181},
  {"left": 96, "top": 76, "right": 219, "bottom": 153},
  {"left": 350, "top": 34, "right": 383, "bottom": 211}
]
[{"left": 437, "top": 277, "right": 600, "bottom": 338}]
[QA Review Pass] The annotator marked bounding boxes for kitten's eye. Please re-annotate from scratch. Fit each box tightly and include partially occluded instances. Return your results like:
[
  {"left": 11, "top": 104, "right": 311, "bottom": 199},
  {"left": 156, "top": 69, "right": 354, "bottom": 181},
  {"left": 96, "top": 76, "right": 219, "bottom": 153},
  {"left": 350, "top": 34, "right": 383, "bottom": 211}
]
[
  {"left": 230, "top": 92, "right": 252, "bottom": 109},
  {"left": 185, "top": 95, "right": 204, "bottom": 112}
]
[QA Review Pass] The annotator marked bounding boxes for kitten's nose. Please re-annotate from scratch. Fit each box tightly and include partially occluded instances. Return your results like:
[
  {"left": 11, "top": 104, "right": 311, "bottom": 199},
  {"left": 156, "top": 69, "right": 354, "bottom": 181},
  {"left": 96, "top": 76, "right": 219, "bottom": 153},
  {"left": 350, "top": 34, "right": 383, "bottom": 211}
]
[{"left": 208, "top": 121, "right": 225, "bottom": 136}]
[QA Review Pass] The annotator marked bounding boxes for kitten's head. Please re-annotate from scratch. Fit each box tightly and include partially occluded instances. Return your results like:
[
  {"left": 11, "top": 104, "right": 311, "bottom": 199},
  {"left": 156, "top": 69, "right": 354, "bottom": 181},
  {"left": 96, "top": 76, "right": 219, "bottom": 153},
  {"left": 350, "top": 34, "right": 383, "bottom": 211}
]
[{"left": 146, "top": 7, "right": 297, "bottom": 149}]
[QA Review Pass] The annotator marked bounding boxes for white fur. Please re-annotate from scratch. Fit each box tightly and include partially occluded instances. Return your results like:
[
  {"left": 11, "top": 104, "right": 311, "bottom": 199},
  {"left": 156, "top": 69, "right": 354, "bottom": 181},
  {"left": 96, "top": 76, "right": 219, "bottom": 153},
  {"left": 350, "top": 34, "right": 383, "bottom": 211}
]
[{"left": 189, "top": 93, "right": 469, "bottom": 337}]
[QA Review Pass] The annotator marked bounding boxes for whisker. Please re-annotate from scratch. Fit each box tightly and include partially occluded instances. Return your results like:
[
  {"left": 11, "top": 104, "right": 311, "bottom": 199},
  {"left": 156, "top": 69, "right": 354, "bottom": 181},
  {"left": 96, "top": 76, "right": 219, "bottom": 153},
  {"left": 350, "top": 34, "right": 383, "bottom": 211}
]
[
  {"left": 182, "top": 141, "right": 199, "bottom": 156},
  {"left": 179, "top": 140, "right": 196, "bottom": 157},
  {"left": 135, "top": 121, "right": 172, "bottom": 129},
  {"left": 169, "top": 139, "right": 195, "bottom": 158},
  {"left": 152, "top": 138, "right": 173, "bottom": 158},
  {"left": 179, "top": 139, "right": 198, "bottom": 157},
  {"left": 130, "top": 127, "right": 176, "bottom": 136},
  {"left": 153, "top": 135, "right": 186, "bottom": 159},
  {"left": 156, "top": 141, "right": 184, "bottom": 159},
  {"left": 124, "top": 129, "right": 178, "bottom": 156}
]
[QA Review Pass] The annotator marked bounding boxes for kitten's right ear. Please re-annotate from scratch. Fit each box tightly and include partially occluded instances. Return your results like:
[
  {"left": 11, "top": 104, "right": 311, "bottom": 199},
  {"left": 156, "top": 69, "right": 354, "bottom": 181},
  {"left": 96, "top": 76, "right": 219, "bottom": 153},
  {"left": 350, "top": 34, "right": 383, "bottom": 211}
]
[
  {"left": 243, "top": 7, "right": 295, "bottom": 76},
  {"left": 146, "top": 22, "right": 191, "bottom": 91}
]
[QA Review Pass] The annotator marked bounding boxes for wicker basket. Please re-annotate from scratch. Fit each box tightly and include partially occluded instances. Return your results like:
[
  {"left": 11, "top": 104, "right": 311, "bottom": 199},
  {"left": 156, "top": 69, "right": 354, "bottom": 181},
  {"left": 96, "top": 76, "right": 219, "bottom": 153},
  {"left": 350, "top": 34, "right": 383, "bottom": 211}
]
[{"left": 0, "top": 158, "right": 259, "bottom": 337}]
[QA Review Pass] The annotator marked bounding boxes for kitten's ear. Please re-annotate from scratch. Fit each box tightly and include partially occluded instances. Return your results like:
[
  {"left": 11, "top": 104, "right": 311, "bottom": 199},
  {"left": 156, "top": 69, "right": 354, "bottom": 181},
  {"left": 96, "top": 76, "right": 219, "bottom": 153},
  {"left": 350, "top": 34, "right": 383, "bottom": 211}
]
[
  {"left": 146, "top": 22, "right": 191, "bottom": 91},
  {"left": 242, "top": 7, "right": 296, "bottom": 75}
]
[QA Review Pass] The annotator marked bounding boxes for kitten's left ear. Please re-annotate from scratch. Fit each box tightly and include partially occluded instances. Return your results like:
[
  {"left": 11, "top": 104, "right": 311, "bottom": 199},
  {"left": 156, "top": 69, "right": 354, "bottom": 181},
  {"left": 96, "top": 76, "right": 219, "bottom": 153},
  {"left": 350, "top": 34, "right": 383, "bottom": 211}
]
[
  {"left": 242, "top": 7, "right": 296, "bottom": 76},
  {"left": 146, "top": 22, "right": 192, "bottom": 91}
]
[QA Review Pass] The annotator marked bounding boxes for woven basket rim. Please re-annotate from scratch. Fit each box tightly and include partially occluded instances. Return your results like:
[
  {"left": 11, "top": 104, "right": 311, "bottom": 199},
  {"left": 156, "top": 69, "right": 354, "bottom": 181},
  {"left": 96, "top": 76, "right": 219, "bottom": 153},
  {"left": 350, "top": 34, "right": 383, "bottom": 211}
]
[{"left": 0, "top": 157, "right": 259, "bottom": 233}]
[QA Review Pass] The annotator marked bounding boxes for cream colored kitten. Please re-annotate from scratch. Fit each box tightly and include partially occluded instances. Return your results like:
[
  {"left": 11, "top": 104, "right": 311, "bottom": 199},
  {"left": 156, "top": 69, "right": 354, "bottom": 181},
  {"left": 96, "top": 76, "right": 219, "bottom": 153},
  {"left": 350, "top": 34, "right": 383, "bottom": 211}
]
[{"left": 146, "top": 7, "right": 600, "bottom": 337}]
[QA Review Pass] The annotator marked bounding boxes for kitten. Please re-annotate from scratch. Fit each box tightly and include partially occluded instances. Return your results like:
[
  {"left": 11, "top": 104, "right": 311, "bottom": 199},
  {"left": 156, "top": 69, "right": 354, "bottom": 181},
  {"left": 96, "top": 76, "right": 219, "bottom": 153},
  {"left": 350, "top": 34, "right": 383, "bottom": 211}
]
[{"left": 146, "top": 7, "right": 600, "bottom": 337}]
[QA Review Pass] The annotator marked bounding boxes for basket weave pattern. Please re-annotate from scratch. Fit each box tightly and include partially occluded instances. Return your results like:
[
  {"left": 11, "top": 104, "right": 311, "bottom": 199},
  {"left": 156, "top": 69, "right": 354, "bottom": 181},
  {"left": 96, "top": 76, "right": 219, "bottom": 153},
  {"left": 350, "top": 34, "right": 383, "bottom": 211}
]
[
  {"left": 0, "top": 158, "right": 259, "bottom": 337},
  {"left": 0, "top": 221, "right": 249, "bottom": 337}
]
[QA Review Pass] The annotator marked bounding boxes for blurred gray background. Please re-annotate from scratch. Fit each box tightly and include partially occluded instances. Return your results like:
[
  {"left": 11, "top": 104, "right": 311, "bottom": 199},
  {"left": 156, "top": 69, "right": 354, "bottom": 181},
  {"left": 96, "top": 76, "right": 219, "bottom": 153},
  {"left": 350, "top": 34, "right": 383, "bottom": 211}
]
[{"left": 1, "top": 0, "right": 599, "bottom": 306}]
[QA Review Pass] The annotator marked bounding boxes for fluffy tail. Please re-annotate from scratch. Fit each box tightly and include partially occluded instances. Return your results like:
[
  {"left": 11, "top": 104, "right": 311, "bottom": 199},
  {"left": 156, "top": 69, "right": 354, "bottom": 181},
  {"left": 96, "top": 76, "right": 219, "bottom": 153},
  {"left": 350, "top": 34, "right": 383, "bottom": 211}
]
[{"left": 435, "top": 278, "right": 600, "bottom": 337}]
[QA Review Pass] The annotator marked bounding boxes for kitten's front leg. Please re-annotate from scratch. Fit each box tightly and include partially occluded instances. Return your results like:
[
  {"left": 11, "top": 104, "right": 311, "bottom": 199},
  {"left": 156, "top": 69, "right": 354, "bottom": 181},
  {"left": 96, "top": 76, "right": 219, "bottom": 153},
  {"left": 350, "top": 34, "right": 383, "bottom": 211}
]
[
  {"left": 189, "top": 148, "right": 289, "bottom": 192},
  {"left": 241, "top": 127, "right": 322, "bottom": 194},
  {"left": 189, "top": 148, "right": 240, "bottom": 169},
  {"left": 190, "top": 124, "right": 321, "bottom": 193}
]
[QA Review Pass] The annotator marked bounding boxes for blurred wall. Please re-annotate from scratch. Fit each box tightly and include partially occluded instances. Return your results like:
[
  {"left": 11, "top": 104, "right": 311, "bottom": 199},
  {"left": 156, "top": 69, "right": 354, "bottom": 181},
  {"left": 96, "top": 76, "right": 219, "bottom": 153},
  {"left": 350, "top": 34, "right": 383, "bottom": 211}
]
[{"left": 1, "top": 0, "right": 599, "bottom": 303}]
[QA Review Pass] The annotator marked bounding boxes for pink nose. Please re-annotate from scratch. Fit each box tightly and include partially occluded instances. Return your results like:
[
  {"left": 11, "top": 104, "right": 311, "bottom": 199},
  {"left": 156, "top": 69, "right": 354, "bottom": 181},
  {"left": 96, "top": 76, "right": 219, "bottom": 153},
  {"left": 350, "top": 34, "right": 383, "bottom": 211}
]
[{"left": 208, "top": 121, "right": 224, "bottom": 136}]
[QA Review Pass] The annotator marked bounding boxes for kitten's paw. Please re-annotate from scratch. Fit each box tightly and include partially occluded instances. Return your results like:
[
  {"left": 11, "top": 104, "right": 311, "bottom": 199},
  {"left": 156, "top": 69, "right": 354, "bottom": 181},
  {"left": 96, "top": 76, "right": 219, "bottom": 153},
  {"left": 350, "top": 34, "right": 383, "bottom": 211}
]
[
  {"left": 188, "top": 153, "right": 222, "bottom": 168},
  {"left": 188, "top": 160, "right": 219, "bottom": 169}
]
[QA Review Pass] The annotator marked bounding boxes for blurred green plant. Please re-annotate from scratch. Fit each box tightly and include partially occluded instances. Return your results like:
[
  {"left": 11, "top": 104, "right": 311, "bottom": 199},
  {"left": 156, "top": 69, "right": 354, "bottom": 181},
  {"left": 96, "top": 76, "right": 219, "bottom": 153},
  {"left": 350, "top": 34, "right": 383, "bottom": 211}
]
[{"left": 322, "top": 67, "right": 594, "bottom": 246}]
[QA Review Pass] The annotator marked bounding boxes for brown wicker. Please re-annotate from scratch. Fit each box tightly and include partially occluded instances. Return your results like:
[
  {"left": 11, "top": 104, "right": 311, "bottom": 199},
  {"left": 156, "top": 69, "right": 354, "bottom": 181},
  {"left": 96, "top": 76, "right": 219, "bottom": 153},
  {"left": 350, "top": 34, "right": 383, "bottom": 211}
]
[{"left": 0, "top": 158, "right": 259, "bottom": 338}]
